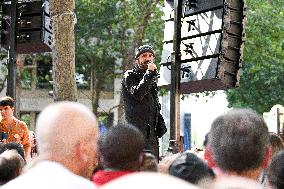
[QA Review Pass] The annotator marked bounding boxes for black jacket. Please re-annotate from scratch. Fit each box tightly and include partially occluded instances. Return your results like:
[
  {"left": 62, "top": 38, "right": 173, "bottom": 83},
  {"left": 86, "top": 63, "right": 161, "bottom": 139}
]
[{"left": 121, "top": 66, "right": 166, "bottom": 140}]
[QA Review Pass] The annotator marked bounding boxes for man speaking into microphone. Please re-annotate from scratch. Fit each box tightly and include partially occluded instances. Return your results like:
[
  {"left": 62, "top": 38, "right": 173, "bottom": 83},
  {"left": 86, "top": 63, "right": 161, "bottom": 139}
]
[{"left": 121, "top": 45, "right": 167, "bottom": 160}]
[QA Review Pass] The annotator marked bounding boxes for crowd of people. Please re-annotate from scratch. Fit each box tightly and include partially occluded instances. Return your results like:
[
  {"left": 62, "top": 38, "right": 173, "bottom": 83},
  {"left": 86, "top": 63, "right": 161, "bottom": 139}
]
[
  {"left": 1, "top": 45, "right": 284, "bottom": 189},
  {"left": 1, "top": 99, "right": 284, "bottom": 189}
]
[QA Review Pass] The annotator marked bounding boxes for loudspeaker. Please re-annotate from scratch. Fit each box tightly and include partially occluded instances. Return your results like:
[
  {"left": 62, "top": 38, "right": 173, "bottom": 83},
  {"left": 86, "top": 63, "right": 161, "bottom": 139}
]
[
  {"left": 158, "top": 0, "right": 246, "bottom": 93},
  {"left": 1, "top": 0, "right": 52, "bottom": 54}
]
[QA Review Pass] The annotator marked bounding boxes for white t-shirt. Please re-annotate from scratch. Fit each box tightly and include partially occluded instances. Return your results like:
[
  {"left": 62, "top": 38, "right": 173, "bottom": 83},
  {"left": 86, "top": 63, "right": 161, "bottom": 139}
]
[{"left": 1, "top": 161, "right": 97, "bottom": 189}]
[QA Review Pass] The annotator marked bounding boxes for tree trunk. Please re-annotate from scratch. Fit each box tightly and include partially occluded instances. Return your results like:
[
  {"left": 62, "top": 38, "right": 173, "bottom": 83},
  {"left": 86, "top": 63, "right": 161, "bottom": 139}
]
[
  {"left": 90, "top": 58, "right": 100, "bottom": 118},
  {"left": 92, "top": 78, "right": 101, "bottom": 118},
  {"left": 50, "top": 0, "right": 77, "bottom": 101}
]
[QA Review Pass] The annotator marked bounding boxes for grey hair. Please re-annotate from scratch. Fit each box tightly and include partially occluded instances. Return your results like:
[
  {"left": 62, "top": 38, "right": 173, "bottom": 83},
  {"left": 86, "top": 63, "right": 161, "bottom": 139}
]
[{"left": 208, "top": 108, "right": 269, "bottom": 173}]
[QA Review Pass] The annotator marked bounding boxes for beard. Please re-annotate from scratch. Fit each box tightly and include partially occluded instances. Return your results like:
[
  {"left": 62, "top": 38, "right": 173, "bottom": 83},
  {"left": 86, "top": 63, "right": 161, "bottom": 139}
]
[{"left": 137, "top": 60, "right": 150, "bottom": 71}]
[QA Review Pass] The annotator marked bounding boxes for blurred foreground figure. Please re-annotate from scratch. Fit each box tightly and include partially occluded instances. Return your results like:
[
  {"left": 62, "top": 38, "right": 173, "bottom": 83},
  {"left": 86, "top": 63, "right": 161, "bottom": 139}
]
[
  {"left": 100, "top": 172, "right": 201, "bottom": 189},
  {"left": 212, "top": 176, "right": 264, "bottom": 189},
  {"left": 92, "top": 124, "right": 144, "bottom": 185},
  {"left": 269, "top": 133, "right": 284, "bottom": 158},
  {"left": 207, "top": 108, "right": 271, "bottom": 181},
  {"left": 169, "top": 152, "right": 215, "bottom": 185},
  {"left": 0, "top": 142, "right": 26, "bottom": 164},
  {"left": 268, "top": 150, "right": 284, "bottom": 189},
  {"left": 139, "top": 152, "right": 158, "bottom": 172},
  {"left": 0, "top": 150, "right": 25, "bottom": 185},
  {"left": 2, "top": 102, "right": 99, "bottom": 189}
]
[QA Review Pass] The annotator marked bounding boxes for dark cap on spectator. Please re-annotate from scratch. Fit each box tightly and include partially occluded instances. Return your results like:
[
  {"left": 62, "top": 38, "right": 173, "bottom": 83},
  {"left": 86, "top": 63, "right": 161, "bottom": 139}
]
[
  {"left": 169, "top": 152, "right": 215, "bottom": 184},
  {"left": 135, "top": 45, "right": 155, "bottom": 59}
]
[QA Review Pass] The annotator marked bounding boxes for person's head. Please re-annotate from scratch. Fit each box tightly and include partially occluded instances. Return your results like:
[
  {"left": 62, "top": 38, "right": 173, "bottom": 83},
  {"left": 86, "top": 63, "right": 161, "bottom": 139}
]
[
  {"left": 0, "top": 96, "right": 15, "bottom": 121},
  {"left": 269, "top": 133, "right": 284, "bottom": 158},
  {"left": 135, "top": 45, "right": 155, "bottom": 71},
  {"left": 2, "top": 142, "right": 26, "bottom": 164},
  {"left": 140, "top": 152, "right": 158, "bottom": 172},
  {"left": 99, "top": 123, "right": 145, "bottom": 170},
  {"left": 208, "top": 108, "right": 270, "bottom": 176},
  {"left": 268, "top": 150, "right": 284, "bottom": 189},
  {"left": 0, "top": 150, "right": 25, "bottom": 185},
  {"left": 29, "top": 131, "right": 37, "bottom": 148},
  {"left": 169, "top": 152, "right": 215, "bottom": 185},
  {"left": 36, "top": 101, "right": 99, "bottom": 179}
]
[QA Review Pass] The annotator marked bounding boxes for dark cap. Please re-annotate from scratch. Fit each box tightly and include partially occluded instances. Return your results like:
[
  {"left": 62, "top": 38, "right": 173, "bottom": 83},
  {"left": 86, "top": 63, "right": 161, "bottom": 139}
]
[
  {"left": 135, "top": 45, "right": 155, "bottom": 59},
  {"left": 169, "top": 152, "right": 215, "bottom": 184}
]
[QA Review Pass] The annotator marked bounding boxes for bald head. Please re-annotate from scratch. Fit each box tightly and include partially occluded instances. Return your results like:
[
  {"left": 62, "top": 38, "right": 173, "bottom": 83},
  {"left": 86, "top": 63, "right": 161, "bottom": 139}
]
[
  {"left": 36, "top": 102, "right": 97, "bottom": 155},
  {"left": 35, "top": 102, "right": 99, "bottom": 179}
]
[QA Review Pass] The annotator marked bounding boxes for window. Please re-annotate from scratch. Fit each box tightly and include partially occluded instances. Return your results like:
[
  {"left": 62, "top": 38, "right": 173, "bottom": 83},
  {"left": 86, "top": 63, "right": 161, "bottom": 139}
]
[
  {"left": 21, "top": 69, "right": 32, "bottom": 89},
  {"left": 37, "top": 59, "right": 52, "bottom": 89}
]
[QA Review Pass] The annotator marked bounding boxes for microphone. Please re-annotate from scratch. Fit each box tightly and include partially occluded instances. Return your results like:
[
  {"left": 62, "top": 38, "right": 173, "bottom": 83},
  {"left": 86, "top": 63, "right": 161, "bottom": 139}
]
[
  {"left": 145, "top": 60, "right": 151, "bottom": 65},
  {"left": 148, "top": 61, "right": 158, "bottom": 82},
  {"left": 146, "top": 61, "right": 157, "bottom": 74}
]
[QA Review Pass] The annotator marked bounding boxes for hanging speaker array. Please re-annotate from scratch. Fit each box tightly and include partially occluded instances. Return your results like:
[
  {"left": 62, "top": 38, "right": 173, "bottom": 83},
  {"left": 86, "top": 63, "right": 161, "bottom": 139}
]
[{"left": 158, "top": 0, "right": 246, "bottom": 93}]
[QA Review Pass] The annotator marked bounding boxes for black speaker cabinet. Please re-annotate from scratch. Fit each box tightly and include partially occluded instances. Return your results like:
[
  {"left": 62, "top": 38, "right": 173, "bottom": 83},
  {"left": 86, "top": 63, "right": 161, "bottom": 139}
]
[
  {"left": 159, "top": 0, "right": 246, "bottom": 93},
  {"left": 1, "top": 1, "right": 52, "bottom": 54}
]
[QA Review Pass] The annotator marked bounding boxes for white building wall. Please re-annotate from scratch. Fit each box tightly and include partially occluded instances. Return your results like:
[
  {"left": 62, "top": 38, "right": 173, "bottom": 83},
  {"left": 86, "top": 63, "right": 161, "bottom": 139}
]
[{"left": 113, "top": 78, "right": 122, "bottom": 125}]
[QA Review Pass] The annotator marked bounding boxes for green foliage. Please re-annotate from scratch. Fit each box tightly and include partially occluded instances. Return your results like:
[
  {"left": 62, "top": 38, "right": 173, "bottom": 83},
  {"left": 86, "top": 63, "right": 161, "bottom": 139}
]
[
  {"left": 75, "top": 0, "right": 164, "bottom": 91},
  {"left": 226, "top": 0, "right": 284, "bottom": 113},
  {"left": 75, "top": 0, "right": 119, "bottom": 90}
]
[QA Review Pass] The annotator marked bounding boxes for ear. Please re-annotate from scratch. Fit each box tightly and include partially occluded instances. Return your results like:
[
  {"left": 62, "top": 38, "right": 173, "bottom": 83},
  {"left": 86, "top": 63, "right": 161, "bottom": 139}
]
[
  {"left": 75, "top": 141, "right": 88, "bottom": 163},
  {"left": 204, "top": 145, "right": 216, "bottom": 168},
  {"left": 261, "top": 145, "right": 272, "bottom": 169},
  {"left": 139, "top": 152, "right": 146, "bottom": 166}
]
